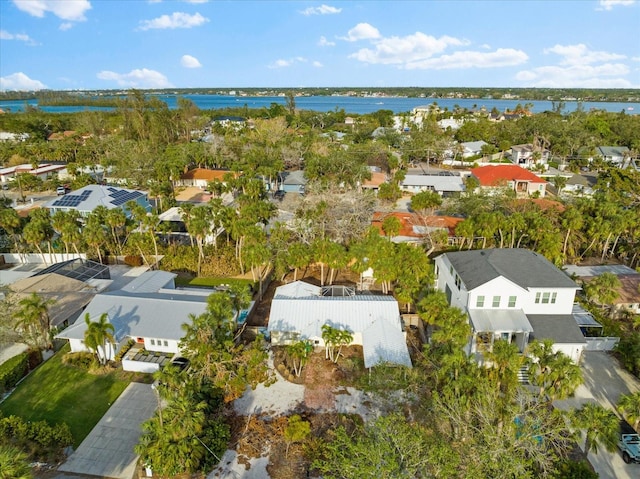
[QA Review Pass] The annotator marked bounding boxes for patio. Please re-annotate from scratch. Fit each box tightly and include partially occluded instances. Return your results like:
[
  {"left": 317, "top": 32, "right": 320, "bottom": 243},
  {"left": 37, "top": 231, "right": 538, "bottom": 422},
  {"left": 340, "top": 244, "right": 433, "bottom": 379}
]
[{"left": 122, "top": 345, "right": 173, "bottom": 373}]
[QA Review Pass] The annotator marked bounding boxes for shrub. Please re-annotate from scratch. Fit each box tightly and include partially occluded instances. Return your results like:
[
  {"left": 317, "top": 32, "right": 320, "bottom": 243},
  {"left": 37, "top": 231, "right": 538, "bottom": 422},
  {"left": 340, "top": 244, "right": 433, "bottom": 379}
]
[
  {"left": 27, "top": 348, "right": 43, "bottom": 370},
  {"left": 124, "top": 254, "right": 143, "bottom": 266},
  {"left": 0, "top": 414, "right": 73, "bottom": 462},
  {"left": 62, "top": 352, "right": 96, "bottom": 370},
  {"left": 615, "top": 332, "right": 640, "bottom": 378},
  {"left": 114, "top": 339, "right": 135, "bottom": 362},
  {"left": 553, "top": 459, "right": 598, "bottom": 479},
  {"left": 0, "top": 353, "right": 29, "bottom": 393}
]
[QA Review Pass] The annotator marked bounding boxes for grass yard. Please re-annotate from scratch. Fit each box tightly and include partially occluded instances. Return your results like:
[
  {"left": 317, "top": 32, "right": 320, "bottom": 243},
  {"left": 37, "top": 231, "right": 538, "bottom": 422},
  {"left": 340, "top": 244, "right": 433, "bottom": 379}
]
[
  {"left": 0, "top": 344, "right": 132, "bottom": 447},
  {"left": 175, "top": 275, "right": 255, "bottom": 290}
]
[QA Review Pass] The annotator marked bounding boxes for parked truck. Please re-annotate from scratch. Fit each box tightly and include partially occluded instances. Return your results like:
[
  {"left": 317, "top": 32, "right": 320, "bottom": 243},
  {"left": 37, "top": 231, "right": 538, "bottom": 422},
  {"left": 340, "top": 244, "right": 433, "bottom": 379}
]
[{"left": 619, "top": 420, "right": 640, "bottom": 464}]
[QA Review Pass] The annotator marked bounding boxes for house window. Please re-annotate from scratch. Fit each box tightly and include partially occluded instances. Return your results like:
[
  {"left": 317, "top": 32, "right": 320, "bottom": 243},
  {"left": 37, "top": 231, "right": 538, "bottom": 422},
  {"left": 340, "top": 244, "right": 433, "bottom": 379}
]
[
  {"left": 535, "top": 292, "right": 541, "bottom": 304},
  {"left": 476, "top": 295, "right": 485, "bottom": 307},
  {"left": 508, "top": 296, "right": 517, "bottom": 308},
  {"left": 492, "top": 296, "right": 501, "bottom": 308},
  {"left": 501, "top": 332, "right": 510, "bottom": 342},
  {"left": 163, "top": 340, "right": 168, "bottom": 347},
  {"left": 150, "top": 339, "right": 155, "bottom": 346},
  {"left": 455, "top": 274, "right": 462, "bottom": 290},
  {"left": 449, "top": 265, "right": 454, "bottom": 275},
  {"left": 551, "top": 292, "right": 557, "bottom": 304},
  {"left": 542, "top": 292, "right": 551, "bottom": 304}
]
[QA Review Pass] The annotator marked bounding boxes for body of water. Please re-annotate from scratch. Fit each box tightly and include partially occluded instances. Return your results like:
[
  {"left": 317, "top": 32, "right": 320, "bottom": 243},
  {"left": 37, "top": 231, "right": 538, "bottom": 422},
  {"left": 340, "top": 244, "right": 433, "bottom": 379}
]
[{"left": 1, "top": 94, "right": 638, "bottom": 115}]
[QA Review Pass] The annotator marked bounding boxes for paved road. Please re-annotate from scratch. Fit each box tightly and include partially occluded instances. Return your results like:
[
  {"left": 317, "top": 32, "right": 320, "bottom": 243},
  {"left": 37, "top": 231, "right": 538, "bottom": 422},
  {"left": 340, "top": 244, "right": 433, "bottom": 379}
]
[
  {"left": 555, "top": 351, "right": 640, "bottom": 479},
  {"left": 57, "top": 383, "right": 157, "bottom": 479}
]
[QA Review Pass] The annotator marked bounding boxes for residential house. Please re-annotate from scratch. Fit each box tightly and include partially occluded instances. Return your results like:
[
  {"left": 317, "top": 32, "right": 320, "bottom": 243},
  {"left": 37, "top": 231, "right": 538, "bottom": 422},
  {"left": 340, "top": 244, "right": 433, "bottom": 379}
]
[
  {"left": 471, "top": 164, "right": 547, "bottom": 197},
  {"left": 44, "top": 184, "right": 151, "bottom": 218},
  {"left": 510, "top": 144, "right": 551, "bottom": 170},
  {"left": 0, "top": 132, "right": 29, "bottom": 142},
  {"left": 461, "top": 141, "right": 488, "bottom": 158},
  {"left": 563, "top": 264, "right": 640, "bottom": 317},
  {"left": 597, "top": 146, "right": 630, "bottom": 167},
  {"left": 371, "top": 211, "right": 463, "bottom": 245},
  {"left": 400, "top": 174, "right": 465, "bottom": 197},
  {"left": 561, "top": 174, "right": 596, "bottom": 197},
  {"left": 173, "top": 168, "right": 235, "bottom": 190},
  {"left": 361, "top": 167, "right": 387, "bottom": 192},
  {"left": 435, "top": 248, "right": 586, "bottom": 363},
  {"left": 268, "top": 281, "right": 412, "bottom": 368},
  {"left": 280, "top": 170, "right": 307, "bottom": 194},
  {"left": 55, "top": 271, "right": 251, "bottom": 372},
  {"left": 0, "top": 163, "right": 66, "bottom": 186}
]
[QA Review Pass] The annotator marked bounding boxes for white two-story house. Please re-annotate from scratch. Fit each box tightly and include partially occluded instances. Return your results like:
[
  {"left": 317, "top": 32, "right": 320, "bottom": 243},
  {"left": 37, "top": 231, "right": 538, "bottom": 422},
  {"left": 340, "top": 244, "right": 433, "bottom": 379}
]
[{"left": 435, "top": 248, "right": 586, "bottom": 363}]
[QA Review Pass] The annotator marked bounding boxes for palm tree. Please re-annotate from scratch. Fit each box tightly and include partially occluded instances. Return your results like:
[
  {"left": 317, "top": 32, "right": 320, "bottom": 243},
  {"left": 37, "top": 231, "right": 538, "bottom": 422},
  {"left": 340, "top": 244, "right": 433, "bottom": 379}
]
[
  {"left": 14, "top": 292, "right": 55, "bottom": 349},
  {"left": 618, "top": 391, "right": 640, "bottom": 431},
  {"left": 0, "top": 207, "right": 22, "bottom": 253},
  {"left": 486, "top": 339, "right": 523, "bottom": 396},
  {"left": 0, "top": 445, "right": 33, "bottom": 479},
  {"left": 83, "top": 312, "right": 116, "bottom": 365},
  {"left": 527, "top": 339, "right": 582, "bottom": 400},
  {"left": 286, "top": 340, "right": 312, "bottom": 377},
  {"left": 571, "top": 403, "right": 619, "bottom": 455},
  {"left": 584, "top": 272, "right": 621, "bottom": 313}
]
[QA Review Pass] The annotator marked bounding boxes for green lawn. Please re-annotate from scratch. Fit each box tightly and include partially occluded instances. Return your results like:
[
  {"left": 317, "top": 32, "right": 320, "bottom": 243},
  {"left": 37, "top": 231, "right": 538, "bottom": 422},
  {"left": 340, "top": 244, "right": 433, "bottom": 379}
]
[
  {"left": 0, "top": 344, "right": 131, "bottom": 447},
  {"left": 175, "top": 276, "right": 255, "bottom": 290}
]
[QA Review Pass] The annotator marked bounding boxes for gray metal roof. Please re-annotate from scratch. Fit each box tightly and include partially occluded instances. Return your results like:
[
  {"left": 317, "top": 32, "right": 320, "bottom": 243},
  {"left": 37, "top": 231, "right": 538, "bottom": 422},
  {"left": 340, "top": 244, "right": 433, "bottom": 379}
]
[
  {"left": 119, "top": 271, "right": 176, "bottom": 294},
  {"left": 468, "top": 308, "right": 533, "bottom": 333},
  {"left": 268, "top": 281, "right": 411, "bottom": 368},
  {"left": 563, "top": 264, "right": 638, "bottom": 278},
  {"left": 442, "top": 249, "right": 578, "bottom": 291},
  {"left": 527, "top": 314, "right": 587, "bottom": 344},
  {"left": 401, "top": 175, "right": 465, "bottom": 191},
  {"left": 56, "top": 291, "right": 209, "bottom": 343}
]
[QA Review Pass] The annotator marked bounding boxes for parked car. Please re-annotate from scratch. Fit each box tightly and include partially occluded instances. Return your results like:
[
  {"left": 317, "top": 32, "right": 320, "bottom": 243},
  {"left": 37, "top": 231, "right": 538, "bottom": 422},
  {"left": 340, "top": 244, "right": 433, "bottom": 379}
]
[
  {"left": 273, "top": 190, "right": 285, "bottom": 200},
  {"left": 56, "top": 186, "right": 68, "bottom": 195},
  {"left": 619, "top": 420, "right": 640, "bottom": 464},
  {"left": 171, "top": 357, "right": 190, "bottom": 372}
]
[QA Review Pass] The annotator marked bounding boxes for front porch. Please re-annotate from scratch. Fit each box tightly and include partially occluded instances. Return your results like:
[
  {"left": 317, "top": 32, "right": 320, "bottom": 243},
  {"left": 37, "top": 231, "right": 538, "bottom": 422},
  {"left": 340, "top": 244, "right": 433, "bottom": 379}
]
[
  {"left": 121, "top": 344, "right": 173, "bottom": 373},
  {"left": 468, "top": 308, "right": 533, "bottom": 358}
]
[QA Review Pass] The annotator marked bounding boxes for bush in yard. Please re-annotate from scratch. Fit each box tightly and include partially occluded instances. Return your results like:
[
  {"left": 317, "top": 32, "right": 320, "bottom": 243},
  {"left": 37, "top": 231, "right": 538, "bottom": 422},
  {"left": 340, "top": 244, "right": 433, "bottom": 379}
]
[
  {"left": 615, "top": 332, "right": 640, "bottom": 378},
  {"left": 61, "top": 351, "right": 96, "bottom": 370},
  {"left": 0, "top": 353, "right": 28, "bottom": 393},
  {"left": 26, "top": 349, "right": 43, "bottom": 370},
  {"left": 0, "top": 414, "right": 72, "bottom": 462},
  {"left": 114, "top": 339, "right": 135, "bottom": 362}
]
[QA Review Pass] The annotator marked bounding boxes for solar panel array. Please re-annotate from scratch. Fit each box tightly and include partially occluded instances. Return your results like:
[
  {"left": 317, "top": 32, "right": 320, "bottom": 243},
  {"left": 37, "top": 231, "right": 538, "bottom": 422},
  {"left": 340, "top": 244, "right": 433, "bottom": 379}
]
[
  {"left": 110, "top": 190, "right": 143, "bottom": 206},
  {"left": 51, "top": 189, "right": 92, "bottom": 208}
]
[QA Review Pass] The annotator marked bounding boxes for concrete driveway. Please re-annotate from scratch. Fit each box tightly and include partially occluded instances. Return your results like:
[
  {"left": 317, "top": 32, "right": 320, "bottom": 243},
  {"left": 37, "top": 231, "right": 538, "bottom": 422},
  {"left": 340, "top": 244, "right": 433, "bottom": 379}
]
[
  {"left": 554, "top": 351, "right": 640, "bottom": 479},
  {"left": 57, "top": 382, "right": 157, "bottom": 479}
]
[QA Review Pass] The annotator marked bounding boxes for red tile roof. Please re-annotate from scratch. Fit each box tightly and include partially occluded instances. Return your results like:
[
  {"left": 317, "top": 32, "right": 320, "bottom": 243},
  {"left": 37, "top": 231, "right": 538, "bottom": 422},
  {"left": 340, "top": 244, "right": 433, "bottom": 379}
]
[
  {"left": 372, "top": 211, "right": 463, "bottom": 238},
  {"left": 471, "top": 165, "right": 546, "bottom": 186},
  {"left": 180, "top": 168, "right": 236, "bottom": 181}
]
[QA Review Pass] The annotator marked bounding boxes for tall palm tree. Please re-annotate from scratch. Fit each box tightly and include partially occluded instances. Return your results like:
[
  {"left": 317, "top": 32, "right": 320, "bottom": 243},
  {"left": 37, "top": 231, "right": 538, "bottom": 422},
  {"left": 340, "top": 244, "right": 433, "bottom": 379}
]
[
  {"left": 0, "top": 445, "right": 33, "bottom": 479},
  {"left": 485, "top": 339, "right": 523, "bottom": 396},
  {"left": 83, "top": 312, "right": 116, "bottom": 365},
  {"left": 571, "top": 403, "right": 619, "bottom": 455},
  {"left": 527, "top": 339, "right": 583, "bottom": 400},
  {"left": 14, "top": 292, "right": 55, "bottom": 349},
  {"left": 618, "top": 391, "right": 640, "bottom": 431}
]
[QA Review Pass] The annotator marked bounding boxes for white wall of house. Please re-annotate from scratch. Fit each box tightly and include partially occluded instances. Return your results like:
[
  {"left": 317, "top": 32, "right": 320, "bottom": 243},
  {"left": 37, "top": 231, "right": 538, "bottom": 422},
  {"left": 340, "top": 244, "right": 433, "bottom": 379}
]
[
  {"left": 468, "top": 277, "right": 526, "bottom": 310},
  {"left": 143, "top": 337, "right": 180, "bottom": 354},
  {"left": 122, "top": 359, "right": 161, "bottom": 373},
  {"left": 521, "top": 288, "right": 576, "bottom": 315},
  {"left": 435, "top": 255, "right": 469, "bottom": 310},
  {"left": 67, "top": 337, "right": 117, "bottom": 361},
  {"left": 552, "top": 343, "right": 584, "bottom": 363}
]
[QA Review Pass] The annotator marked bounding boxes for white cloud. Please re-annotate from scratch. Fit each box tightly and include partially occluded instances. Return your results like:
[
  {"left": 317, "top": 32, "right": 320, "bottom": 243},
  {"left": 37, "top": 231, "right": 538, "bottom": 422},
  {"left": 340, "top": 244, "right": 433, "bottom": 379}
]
[
  {"left": 97, "top": 68, "right": 173, "bottom": 88},
  {"left": 300, "top": 4, "right": 342, "bottom": 16},
  {"left": 268, "top": 57, "right": 310, "bottom": 68},
  {"left": 516, "top": 63, "right": 633, "bottom": 87},
  {"left": 0, "top": 30, "right": 37, "bottom": 45},
  {"left": 517, "top": 43, "right": 636, "bottom": 87},
  {"left": 544, "top": 43, "right": 626, "bottom": 65},
  {"left": 59, "top": 22, "right": 73, "bottom": 31},
  {"left": 139, "top": 12, "right": 209, "bottom": 30},
  {"left": 350, "top": 32, "right": 467, "bottom": 65},
  {"left": 181, "top": 54, "right": 202, "bottom": 68},
  {"left": 12, "top": 0, "right": 91, "bottom": 21},
  {"left": 340, "top": 23, "right": 381, "bottom": 42},
  {"left": 0, "top": 72, "right": 46, "bottom": 91},
  {"left": 318, "top": 35, "right": 335, "bottom": 47},
  {"left": 313, "top": 61, "right": 323, "bottom": 67},
  {"left": 404, "top": 48, "right": 529, "bottom": 70},
  {"left": 597, "top": 0, "right": 635, "bottom": 10}
]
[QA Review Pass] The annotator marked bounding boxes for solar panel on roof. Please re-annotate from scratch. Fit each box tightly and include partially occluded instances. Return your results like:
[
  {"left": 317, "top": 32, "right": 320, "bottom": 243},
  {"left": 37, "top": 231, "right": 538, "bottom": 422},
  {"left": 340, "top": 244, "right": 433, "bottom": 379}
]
[{"left": 111, "top": 191, "right": 142, "bottom": 206}]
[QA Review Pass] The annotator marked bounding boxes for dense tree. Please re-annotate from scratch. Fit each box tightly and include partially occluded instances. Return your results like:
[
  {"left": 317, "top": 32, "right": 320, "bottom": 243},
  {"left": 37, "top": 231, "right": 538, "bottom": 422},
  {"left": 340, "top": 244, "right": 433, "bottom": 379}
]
[
  {"left": 83, "top": 312, "right": 116, "bottom": 365},
  {"left": 571, "top": 403, "right": 619, "bottom": 455},
  {"left": 618, "top": 391, "right": 640, "bottom": 431},
  {"left": 14, "top": 292, "right": 55, "bottom": 349}
]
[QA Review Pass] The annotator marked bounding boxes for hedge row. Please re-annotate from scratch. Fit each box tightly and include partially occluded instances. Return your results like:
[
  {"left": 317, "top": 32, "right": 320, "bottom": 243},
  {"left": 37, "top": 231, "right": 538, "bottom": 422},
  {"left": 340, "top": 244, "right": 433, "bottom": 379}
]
[
  {"left": 0, "top": 353, "right": 28, "bottom": 393},
  {"left": 0, "top": 414, "right": 73, "bottom": 462}
]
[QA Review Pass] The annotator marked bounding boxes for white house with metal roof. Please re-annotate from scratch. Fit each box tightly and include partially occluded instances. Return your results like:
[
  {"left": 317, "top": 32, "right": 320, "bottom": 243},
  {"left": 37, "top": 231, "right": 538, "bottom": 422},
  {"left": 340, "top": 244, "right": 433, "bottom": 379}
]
[
  {"left": 268, "top": 281, "right": 412, "bottom": 368},
  {"left": 44, "top": 184, "right": 151, "bottom": 218},
  {"left": 56, "top": 271, "right": 211, "bottom": 372},
  {"left": 435, "top": 248, "right": 586, "bottom": 363},
  {"left": 400, "top": 174, "right": 465, "bottom": 197}
]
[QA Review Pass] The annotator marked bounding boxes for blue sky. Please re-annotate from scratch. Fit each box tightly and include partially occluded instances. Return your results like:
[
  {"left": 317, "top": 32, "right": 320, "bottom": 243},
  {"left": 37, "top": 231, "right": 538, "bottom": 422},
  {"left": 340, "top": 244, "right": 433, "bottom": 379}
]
[{"left": 1, "top": 0, "right": 639, "bottom": 91}]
